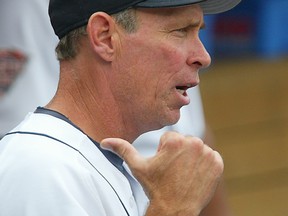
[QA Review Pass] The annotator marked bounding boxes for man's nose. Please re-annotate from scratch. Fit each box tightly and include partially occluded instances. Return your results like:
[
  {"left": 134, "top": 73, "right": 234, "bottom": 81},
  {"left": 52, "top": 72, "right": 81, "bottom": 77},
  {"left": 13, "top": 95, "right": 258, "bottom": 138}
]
[{"left": 186, "top": 38, "right": 211, "bottom": 69}]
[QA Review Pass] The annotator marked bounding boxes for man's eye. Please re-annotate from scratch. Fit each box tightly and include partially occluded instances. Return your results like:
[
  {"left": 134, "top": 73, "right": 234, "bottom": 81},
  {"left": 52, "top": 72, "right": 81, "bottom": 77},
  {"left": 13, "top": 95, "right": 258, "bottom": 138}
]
[
  {"left": 176, "top": 27, "right": 187, "bottom": 33},
  {"left": 171, "top": 27, "right": 189, "bottom": 37}
]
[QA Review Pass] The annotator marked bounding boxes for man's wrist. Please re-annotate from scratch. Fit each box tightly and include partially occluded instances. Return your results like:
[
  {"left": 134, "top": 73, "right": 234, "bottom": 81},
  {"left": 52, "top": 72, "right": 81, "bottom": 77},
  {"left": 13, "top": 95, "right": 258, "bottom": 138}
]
[{"left": 145, "top": 199, "right": 199, "bottom": 216}]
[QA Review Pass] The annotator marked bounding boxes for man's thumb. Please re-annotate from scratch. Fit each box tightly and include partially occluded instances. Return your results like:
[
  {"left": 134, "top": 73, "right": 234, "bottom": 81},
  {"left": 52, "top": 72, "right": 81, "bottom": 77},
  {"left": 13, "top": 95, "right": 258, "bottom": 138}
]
[{"left": 100, "top": 138, "right": 142, "bottom": 166}]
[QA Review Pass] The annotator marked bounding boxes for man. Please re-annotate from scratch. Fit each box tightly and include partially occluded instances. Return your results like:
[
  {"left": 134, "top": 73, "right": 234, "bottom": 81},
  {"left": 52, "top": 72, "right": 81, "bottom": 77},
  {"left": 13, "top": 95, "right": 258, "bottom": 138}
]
[{"left": 0, "top": 0, "right": 240, "bottom": 215}]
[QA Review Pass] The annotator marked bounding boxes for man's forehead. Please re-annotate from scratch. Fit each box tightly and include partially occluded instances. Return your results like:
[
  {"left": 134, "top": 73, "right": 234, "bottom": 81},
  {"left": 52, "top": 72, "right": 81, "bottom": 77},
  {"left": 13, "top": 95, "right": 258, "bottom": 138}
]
[
  {"left": 139, "top": 4, "right": 203, "bottom": 16},
  {"left": 137, "top": 5, "right": 204, "bottom": 26}
]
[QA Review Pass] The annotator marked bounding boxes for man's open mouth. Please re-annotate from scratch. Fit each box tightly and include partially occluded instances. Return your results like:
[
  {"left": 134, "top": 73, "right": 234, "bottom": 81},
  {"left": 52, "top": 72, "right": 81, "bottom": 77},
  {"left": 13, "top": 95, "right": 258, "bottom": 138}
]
[{"left": 176, "top": 86, "right": 189, "bottom": 96}]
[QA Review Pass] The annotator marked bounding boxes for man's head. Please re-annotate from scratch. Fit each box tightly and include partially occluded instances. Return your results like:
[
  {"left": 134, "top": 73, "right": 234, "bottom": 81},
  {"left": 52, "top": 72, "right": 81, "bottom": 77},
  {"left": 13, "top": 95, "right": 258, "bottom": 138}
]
[
  {"left": 48, "top": 0, "right": 240, "bottom": 140},
  {"left": 49, "top": 0, "right": 241, "bottom": 61}
]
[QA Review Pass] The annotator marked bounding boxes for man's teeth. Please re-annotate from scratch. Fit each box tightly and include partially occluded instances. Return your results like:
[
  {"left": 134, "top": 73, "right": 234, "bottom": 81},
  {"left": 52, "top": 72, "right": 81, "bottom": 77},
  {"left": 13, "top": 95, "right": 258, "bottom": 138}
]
[{"left": 177, "top": 89, "right": 185, "bottom": 95}]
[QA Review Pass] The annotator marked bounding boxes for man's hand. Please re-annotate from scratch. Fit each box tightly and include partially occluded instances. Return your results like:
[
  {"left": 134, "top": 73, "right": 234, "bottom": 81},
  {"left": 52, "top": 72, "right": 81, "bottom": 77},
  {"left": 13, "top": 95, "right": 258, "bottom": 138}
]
[{"left": 101, "top": 131, "right": 224, "bottom": 216}]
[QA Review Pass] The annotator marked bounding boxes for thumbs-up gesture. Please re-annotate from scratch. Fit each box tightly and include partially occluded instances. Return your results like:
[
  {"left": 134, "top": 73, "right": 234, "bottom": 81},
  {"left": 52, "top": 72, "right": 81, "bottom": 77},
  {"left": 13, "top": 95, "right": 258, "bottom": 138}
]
[{"left": 101, "top": 131, "right": 224, "bottom": 216}]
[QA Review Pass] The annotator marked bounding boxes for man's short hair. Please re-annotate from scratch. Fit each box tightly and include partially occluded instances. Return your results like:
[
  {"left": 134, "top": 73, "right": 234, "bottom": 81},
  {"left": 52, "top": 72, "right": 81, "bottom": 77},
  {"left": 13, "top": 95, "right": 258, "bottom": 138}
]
[{"left": 55, "top": 8, "right": 137, "bottom": 61}]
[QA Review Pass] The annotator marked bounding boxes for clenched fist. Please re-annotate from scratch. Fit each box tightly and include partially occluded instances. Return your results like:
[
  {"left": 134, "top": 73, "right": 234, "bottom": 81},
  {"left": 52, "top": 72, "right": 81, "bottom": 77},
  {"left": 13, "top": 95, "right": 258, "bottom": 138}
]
[{"left": 101, "top": 131, "right": 224, "bottom": 216}]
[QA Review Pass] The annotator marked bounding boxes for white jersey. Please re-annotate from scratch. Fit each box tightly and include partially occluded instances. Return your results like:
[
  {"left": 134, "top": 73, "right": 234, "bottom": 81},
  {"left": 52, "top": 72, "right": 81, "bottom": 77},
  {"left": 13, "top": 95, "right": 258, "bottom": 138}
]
[
  {"left": 134, "top": 86, "right": 205, "bottom": 157},
  {"left": 0, "top": 110, "right": 149, "bottom": 216},
  {"left": 0, "top": 0, "right": 59, "bottom": 136}
]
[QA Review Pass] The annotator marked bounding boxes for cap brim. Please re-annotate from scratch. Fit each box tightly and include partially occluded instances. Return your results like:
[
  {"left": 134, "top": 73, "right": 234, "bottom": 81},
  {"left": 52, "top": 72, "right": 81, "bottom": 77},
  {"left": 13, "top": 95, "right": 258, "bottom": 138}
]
[
  {"left": 136, "top": 0, "right": 241, "bottom": 14},
  {"left": 200, "top": 0, "right": 241, "bottom": 14}
]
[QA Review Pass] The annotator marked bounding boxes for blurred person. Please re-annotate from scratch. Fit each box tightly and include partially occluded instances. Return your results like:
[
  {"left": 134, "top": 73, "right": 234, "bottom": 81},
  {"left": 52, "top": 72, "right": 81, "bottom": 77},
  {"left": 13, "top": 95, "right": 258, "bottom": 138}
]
[
  {"left": 0, "top": 0, "right": 59, "bottom": 138},
  {"left": 0, "top": 0, "right": 240, "bottom": 215}
]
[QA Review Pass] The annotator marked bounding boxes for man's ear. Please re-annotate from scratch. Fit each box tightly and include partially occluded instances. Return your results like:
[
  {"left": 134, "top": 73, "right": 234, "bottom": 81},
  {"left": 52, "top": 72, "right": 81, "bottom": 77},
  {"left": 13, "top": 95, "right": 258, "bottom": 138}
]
[{"left": 87, "top": 12, "right": 117, "bottom": 62}]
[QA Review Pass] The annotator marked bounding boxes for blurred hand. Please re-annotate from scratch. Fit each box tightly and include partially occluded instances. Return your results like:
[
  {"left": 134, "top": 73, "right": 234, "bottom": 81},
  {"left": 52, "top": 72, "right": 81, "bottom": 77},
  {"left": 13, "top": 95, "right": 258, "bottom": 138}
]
[{"left": 101, "top": 131, "right": 224, "bottom": 216}]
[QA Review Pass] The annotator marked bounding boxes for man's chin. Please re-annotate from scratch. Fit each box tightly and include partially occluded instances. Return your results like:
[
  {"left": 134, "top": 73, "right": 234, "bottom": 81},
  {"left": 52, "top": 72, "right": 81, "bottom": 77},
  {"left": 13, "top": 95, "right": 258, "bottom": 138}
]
[{"left": 160, "top": 111, "right": 181, "bottom": 128}]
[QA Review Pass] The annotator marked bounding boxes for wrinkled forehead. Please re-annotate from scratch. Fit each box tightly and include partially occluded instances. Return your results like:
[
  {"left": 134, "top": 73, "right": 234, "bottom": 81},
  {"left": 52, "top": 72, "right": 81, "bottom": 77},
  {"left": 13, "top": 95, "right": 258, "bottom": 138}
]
[
  {"left": 139, "top": 3, "right": 203, "bottom": 16},
  {"left": 135, "top": 4, "right": 204, "bottom": 26}
]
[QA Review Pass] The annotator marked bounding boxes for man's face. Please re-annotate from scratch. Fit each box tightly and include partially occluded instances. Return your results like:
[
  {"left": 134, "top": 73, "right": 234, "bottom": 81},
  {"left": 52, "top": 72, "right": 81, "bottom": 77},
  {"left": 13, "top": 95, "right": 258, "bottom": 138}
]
[{"left": 111, "top": 4, "right": 211, "bottom": 133}]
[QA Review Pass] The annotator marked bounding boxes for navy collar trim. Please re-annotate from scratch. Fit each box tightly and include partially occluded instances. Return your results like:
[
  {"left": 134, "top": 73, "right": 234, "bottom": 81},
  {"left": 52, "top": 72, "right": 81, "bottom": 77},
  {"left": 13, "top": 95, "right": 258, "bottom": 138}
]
[{"left": 34, "top": 107, "right": 124, "bottom": 173}]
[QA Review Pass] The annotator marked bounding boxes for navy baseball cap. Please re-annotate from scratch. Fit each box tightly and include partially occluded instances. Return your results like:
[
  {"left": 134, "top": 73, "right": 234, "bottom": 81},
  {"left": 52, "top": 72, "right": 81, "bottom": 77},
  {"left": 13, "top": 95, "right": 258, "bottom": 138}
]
[{"left": 49, "top": 0, "right": 241, "bottom": 39}]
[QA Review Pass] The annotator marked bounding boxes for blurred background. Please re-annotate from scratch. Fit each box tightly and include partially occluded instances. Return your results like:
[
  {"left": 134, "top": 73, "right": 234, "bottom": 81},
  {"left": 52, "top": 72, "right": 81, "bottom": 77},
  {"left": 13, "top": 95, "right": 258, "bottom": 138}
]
[{"left": 200, "top": 0, "right": 288, "bottom": 215}]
